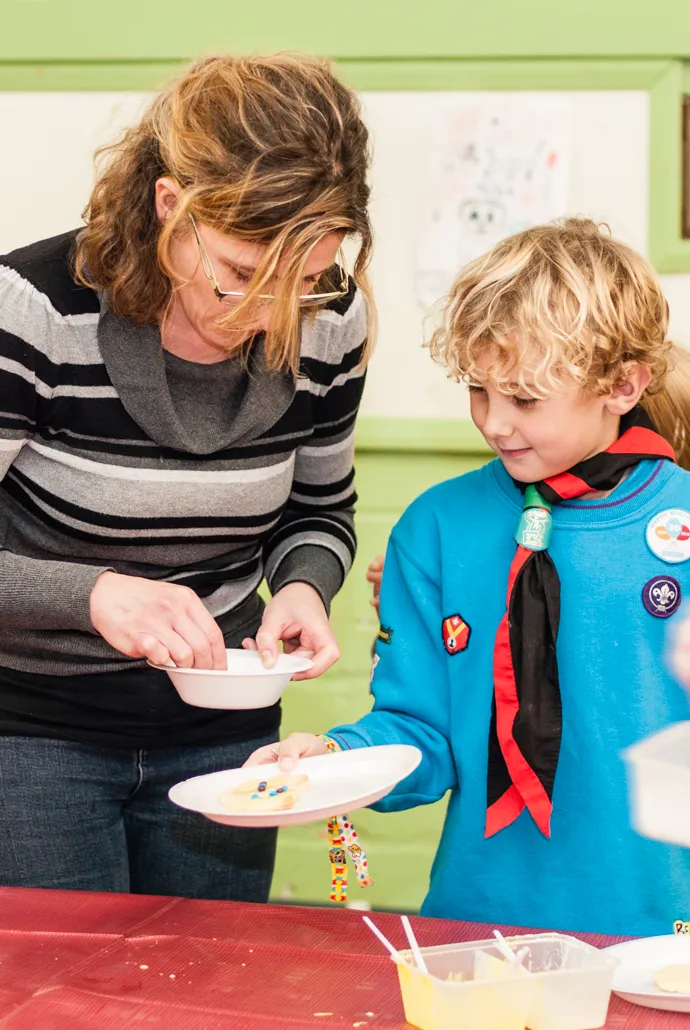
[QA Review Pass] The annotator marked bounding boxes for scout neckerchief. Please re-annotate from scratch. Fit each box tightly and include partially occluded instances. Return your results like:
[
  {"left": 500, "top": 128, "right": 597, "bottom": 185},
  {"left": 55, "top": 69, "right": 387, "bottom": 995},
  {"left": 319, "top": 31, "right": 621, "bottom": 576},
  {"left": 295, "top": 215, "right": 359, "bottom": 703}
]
[{"left": 486, "top": 406, "right": 675, "bottom": 839}]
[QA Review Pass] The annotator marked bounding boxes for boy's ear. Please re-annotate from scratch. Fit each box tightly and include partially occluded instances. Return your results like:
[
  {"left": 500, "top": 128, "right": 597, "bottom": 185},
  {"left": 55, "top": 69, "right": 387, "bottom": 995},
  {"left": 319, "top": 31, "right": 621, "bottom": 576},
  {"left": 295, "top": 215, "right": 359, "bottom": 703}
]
[{"left": 604, "top": 363, "right": 652, "bottom": 416}]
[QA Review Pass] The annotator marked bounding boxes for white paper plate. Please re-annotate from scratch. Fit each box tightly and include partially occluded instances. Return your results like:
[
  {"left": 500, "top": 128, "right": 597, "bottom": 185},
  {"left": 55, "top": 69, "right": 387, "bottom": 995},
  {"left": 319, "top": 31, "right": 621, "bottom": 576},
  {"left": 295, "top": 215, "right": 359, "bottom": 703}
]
[
  {"left": 603, "top": 935, "right": 690, "bottom": 1011},
  {"left": 168, "top": 744, "right": 422, "bottom": 827}
]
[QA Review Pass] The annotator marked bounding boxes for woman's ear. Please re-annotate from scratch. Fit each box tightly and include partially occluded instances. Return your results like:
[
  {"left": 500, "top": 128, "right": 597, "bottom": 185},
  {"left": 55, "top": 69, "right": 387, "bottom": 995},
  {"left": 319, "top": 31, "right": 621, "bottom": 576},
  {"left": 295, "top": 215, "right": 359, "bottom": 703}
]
[
  {"left": 604, "top": 363, "right": 652, "bottom": 416},
  {"left": 154, "top": 177, "right": 180, "bottom": 222}
]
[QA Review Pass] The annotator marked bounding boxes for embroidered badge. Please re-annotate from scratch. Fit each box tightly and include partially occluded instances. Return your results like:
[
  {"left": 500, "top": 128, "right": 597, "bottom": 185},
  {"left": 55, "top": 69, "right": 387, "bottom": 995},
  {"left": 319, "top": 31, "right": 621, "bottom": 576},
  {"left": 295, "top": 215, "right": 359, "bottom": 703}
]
[
  {"left": 377, "top": 625, "right": 393, "bottom": 645},
  {"left": 646, "top": 509, "right": 690, "bottom": 564},
  {"left": 642, "top": 575, "right": 682, "bottom": 618},
  {"left": 442, "top": 614, "right": 471, "bottom": 655}
]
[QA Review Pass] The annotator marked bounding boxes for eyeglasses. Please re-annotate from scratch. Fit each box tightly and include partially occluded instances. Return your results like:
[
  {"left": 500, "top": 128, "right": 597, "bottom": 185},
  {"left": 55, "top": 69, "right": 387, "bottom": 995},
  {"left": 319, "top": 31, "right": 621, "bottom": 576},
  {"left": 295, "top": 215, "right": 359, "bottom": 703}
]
[{"left": 188, "top": 214, "right": 350, "bottom": 307}]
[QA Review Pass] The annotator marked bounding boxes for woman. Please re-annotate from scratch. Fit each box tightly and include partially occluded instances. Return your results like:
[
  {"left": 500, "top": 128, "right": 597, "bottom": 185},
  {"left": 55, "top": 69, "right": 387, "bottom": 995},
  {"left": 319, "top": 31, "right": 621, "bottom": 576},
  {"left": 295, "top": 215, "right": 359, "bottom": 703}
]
[{"left": 0, "top": 53, "right": 373, "bottom": 901}]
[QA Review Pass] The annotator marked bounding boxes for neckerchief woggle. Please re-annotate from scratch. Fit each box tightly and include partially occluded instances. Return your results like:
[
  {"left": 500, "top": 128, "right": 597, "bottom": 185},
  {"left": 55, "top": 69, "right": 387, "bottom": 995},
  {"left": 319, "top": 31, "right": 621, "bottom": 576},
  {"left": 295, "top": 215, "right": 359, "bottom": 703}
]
[{"left": 486, "top": 406, "right": 675, "bottom": 839}]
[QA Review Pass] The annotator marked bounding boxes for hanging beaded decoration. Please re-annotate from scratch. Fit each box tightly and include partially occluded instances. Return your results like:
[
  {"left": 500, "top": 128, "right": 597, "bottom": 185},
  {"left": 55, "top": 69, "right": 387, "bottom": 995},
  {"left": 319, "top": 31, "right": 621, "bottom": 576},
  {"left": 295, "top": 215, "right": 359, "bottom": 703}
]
[{"left": 321, "top": 735, "right": 374, "bottom": 902}]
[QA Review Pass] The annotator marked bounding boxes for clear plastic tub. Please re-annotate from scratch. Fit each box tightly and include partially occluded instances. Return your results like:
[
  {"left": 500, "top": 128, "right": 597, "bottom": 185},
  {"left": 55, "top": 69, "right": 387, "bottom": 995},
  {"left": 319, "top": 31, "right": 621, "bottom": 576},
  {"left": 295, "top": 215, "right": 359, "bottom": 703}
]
[
  {"left": 624, "top": 721, "right": 690, "bottom": 847},
  {"left": 394, "top": 932, "right": 618, "bottom": 1030}
]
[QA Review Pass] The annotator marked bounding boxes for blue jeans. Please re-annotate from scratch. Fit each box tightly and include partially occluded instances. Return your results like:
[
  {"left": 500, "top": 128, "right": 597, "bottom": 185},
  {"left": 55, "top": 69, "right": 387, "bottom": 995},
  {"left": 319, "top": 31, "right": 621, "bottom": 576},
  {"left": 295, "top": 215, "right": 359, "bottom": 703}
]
[{"left": 0, "top": 733, "right": 277, "bottom": 901}]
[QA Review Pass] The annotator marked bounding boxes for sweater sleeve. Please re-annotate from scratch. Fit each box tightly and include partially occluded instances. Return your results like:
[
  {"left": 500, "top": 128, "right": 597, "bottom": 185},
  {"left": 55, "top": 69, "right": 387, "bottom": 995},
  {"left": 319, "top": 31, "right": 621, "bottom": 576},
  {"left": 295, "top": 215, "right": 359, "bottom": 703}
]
[
  {"left": 263, "top": 285, "right": 367, "bottom": 612},
  {"left": 0, "top": 264, "right": 112, "bottom": 632},
  {"left": 326, "top": 514, "right": 457, "bottom": 810}
]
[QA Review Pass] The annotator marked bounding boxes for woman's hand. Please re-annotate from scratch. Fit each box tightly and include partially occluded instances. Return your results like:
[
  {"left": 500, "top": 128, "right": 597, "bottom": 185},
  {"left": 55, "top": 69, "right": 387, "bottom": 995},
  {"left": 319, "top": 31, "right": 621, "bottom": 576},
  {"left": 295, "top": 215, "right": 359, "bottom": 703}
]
[
  {"left": 90, "top": 571, "right": 227, "bottom": 670},
  {"left": 242, "top": 582, "right": 339, "bottom": 679},
  {"left": 366, "top": 555, "right": 384, "bottom": 614},
  {"left": 244, "top": 732, "right": 329, "bottom": 772}
]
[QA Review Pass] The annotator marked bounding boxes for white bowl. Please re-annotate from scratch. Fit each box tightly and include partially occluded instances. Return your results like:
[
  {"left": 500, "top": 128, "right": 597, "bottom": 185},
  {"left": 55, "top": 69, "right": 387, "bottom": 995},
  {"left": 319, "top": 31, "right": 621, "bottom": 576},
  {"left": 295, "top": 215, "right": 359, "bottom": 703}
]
[
  {"left": 148, "top": 648, "right": 313, "bottom": 709},
  {"left": 624, "top": 721, "right": 690, "bottom": 847}
]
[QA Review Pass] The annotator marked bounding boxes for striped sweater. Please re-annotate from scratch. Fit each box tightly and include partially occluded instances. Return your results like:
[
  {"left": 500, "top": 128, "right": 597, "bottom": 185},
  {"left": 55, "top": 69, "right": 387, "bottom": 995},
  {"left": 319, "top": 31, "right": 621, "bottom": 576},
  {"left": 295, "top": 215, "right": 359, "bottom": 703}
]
[{"left": 0, "top": 231, "right": 367, "bottom": 675}]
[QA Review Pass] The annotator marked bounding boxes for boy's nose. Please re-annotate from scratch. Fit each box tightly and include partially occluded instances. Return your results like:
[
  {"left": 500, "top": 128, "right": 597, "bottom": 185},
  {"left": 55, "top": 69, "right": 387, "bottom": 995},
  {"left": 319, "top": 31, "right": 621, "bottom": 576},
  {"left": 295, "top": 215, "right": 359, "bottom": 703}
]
[{"left": 482, "top": 406, "right": 514, "bottom": 440}]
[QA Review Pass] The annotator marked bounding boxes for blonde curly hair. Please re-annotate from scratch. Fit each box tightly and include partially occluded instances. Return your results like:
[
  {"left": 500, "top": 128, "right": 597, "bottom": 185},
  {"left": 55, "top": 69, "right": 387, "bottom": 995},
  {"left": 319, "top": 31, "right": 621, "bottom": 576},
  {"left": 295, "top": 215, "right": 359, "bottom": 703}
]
[{"left": 429, "top": 217, "right": 690, "bottom": 468}]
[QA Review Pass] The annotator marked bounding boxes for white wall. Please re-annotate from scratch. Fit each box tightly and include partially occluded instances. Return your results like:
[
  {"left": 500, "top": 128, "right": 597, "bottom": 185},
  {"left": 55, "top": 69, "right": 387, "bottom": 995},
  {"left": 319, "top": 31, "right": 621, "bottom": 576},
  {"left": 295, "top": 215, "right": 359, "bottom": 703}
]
[{"left": 1, "top": 89, "right": 688, "bottom": 420}]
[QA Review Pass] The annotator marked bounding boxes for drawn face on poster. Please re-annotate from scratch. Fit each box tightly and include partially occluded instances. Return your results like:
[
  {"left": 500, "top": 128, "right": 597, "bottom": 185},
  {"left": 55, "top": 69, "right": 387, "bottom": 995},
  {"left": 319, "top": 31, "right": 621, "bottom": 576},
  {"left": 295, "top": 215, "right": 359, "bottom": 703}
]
[{"left": 415, "top": 99, "right": 572, "bottom": 309}]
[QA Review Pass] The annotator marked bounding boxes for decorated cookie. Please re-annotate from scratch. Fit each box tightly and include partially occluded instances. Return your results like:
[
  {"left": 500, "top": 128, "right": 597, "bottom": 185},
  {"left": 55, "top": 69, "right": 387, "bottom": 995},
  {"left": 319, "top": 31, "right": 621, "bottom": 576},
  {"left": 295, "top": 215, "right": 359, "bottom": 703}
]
[
  {"left": 219, "top": 773, "right": 310, "bottom": 812},
  {"left": 221, "top": 789, "right": 298, "bottom": 813},
  {"left": 653, "top": 964, "right": 690, "bottom": 993},
  {"left": 229, "top": 774, "right": 309, "bottom": 797}
]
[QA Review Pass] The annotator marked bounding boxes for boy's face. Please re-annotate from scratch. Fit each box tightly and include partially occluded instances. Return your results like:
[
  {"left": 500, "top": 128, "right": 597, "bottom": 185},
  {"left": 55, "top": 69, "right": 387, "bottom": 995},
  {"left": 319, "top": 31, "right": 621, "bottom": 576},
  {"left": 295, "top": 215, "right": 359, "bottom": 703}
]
[{"left": 469, "top": 370, "right": 621, "bottom": 484}]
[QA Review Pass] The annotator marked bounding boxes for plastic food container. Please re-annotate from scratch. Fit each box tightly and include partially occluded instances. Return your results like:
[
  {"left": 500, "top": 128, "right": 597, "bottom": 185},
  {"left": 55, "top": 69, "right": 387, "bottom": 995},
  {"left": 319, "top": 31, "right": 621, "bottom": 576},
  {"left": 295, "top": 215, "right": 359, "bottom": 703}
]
[
  {"left": 624, "top": 720, "right": 690, "bottom": 847},
  {"left": 394, "top": 933, "right": 618, "bottom": 1030},
  {"left": 148, "top": 648, "right": 313, "bottom": 709}
]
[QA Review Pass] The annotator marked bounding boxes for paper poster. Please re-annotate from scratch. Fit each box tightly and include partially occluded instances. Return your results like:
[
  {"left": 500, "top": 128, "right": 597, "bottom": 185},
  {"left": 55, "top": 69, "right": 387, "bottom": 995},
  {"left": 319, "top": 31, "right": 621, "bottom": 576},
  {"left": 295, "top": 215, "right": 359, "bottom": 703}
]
[{"left": 415, "top": 98, "right": 573, "bottom": 309}]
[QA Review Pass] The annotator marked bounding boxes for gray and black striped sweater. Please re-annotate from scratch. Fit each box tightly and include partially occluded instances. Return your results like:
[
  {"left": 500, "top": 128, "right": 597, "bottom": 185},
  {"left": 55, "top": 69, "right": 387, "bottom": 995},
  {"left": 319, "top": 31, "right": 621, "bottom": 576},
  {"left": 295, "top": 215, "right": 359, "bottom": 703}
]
[{"left": 0, "top": 231, "right": 367, "bottom": 677}]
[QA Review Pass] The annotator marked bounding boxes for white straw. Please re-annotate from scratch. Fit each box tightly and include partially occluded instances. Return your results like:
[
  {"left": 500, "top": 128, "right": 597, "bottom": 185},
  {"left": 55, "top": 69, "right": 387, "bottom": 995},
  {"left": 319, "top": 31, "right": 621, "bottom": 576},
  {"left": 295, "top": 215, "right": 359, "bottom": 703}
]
[
  {"left": 492, "top": 929, "right": 517, "bottom": 963},
  {"left": 401, "top": 915, "right": 429, "bottom": 975},
  {"left": 362, "top": 916, "right": 406, "bottom": 962},
  {"left": 492, "top": 930, "right": 530, "bottom": 971},
  {"left": 514, "top": 946, "right": 529, "bottom": 969}
]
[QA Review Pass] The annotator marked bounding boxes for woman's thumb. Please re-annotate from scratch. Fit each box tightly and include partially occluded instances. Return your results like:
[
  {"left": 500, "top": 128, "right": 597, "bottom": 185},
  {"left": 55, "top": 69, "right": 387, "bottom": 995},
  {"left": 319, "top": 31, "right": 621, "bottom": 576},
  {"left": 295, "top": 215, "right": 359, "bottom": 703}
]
[{"left": 255, "top": 622, "right": 279, "bottom": 669}]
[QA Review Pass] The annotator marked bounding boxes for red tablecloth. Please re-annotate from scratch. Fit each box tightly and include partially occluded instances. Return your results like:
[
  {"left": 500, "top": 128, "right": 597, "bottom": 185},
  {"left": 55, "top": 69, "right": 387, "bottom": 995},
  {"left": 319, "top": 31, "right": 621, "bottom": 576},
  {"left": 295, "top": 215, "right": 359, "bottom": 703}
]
[{"left": 0, "top": 887, "right": 683, "bottom": 1028}]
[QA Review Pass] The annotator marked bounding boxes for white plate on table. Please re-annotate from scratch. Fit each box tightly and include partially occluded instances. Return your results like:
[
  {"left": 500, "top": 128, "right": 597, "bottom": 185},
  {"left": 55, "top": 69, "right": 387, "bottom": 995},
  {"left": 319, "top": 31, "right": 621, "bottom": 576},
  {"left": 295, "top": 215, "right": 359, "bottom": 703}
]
[
  {"left": 169, "top": 744, "right": 422, "bottom": 827},
  {"left": 148, "top": 648, "right": 313, "bottom": 709},
  {"left": 603, "top": 935, "right": 690, "bottom": 1011}
]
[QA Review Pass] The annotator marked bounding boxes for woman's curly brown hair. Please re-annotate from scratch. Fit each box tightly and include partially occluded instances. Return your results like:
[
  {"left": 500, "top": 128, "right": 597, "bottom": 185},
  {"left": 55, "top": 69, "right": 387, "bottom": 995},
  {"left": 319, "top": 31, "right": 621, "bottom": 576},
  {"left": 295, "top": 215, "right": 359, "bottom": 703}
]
[{"left": 75, "top": 53, "right": 375, "bottom": 372}]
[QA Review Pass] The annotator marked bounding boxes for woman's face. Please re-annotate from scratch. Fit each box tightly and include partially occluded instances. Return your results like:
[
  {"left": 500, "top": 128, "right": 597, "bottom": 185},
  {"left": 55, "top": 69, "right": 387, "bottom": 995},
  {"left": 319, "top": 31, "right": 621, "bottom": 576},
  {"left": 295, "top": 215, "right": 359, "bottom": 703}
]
[{"left": 155, "top": 179, "right": 343, "bottom": 352}]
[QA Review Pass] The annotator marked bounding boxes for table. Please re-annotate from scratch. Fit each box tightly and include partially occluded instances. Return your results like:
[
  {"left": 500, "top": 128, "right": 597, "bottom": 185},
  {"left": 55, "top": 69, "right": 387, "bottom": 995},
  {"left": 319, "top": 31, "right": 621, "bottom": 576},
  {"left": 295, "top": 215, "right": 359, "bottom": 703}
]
[{"left": 0, "top": 887, "right": 683, "bottom": 1028}]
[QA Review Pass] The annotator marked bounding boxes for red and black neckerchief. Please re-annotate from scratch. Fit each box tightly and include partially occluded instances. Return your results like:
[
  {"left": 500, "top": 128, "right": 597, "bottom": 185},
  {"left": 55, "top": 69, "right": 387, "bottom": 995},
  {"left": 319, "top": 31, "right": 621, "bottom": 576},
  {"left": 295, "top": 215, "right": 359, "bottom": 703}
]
[{"left": 485, "top": 406, "right": 676, "bottom": 839}]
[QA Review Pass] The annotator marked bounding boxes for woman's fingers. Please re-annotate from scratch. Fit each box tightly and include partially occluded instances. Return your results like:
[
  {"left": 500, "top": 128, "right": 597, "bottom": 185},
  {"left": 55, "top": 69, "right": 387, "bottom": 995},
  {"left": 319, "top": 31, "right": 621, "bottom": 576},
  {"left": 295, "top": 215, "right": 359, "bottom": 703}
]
[
  {"left": 90, "top": 573, "right": 227, "bottom": 668},
  {"left": 184, "top": 597, "right": 227, "bottom": 669},
  {"left": 132, "top": 634, "right": 172, "bottom": 667},
  {"left": 255, "top": 613, "right": 283, "bottom": 669},
  {"left": 171, "top": 614, "right": 214, "bottom": 669},
  {"left": 296, "top": 638, "right": 340, "bottom": 680}
]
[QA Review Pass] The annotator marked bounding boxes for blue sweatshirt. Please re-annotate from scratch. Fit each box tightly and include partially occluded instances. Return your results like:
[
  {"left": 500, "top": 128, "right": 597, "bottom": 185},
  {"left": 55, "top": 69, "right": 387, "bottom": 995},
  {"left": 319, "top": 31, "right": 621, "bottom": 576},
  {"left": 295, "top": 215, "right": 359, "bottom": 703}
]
[{"left": 329, "top": 458, "right": 690, "bottom": 936}]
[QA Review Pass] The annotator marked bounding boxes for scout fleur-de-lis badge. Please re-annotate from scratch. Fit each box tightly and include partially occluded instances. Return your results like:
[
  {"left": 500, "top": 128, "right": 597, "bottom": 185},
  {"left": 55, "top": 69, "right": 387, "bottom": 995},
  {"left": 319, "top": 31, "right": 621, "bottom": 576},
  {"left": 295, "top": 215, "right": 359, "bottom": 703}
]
[{"left": 442, "top": 613, "right": 471, "bottom": 655}]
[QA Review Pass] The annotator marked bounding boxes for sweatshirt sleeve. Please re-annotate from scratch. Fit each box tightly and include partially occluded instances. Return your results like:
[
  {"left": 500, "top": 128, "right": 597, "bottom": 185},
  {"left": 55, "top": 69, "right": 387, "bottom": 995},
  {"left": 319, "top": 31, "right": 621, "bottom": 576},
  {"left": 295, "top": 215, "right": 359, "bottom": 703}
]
[
  {"left": 263, "top": 284, "right": 367, "bottom": 612},
  {"left": 0, "top": 263, "right": 112, "bottom": 632},
  {"left": 326, "top": 513, "right": 457, "bottom": 810}
]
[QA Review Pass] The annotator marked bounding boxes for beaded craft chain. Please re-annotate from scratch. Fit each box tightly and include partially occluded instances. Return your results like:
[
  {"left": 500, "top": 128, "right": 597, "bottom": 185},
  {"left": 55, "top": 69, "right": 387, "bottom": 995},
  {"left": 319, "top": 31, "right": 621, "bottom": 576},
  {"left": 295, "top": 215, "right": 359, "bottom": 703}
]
[{"left": 321, "top": 735, "right": 374, "bottom": 903}]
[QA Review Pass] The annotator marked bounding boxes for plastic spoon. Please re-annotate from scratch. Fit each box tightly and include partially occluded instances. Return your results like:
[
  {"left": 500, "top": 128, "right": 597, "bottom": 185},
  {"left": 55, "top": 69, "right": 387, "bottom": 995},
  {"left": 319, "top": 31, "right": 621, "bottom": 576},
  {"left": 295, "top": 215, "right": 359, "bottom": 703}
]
[
  {"left": 493, "top": 930, "right": 529, "bottom": 971},
  {"left": 401, "top": 915, "right": 429, "bottom": 975},
  {"left": 362, "top": 916, "right": 409, "bottom": 965}
]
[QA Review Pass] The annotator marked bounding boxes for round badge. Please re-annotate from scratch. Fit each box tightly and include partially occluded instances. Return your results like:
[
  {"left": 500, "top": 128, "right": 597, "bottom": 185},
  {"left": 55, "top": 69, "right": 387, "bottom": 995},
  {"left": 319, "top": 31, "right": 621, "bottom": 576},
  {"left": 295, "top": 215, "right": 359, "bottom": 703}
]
[
  {"left": 645, "top": 509, "right": 690, "bottom": 564},
  {"left": 642, "top": 575, "right": 682, "bottom": 618}
]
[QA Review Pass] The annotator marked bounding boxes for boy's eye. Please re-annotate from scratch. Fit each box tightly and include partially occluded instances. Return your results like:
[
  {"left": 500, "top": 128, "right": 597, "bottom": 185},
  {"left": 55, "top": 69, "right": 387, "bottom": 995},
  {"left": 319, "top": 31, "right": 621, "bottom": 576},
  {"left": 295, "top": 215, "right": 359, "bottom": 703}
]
[{"left": 513, "top": 396, "right": 538, "bottom": 409}]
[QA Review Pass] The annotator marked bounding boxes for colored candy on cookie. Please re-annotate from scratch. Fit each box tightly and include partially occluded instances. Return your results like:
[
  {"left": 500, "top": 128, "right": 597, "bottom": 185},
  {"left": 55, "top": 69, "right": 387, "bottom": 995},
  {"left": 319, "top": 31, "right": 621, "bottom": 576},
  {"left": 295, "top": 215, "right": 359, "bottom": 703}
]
[
  {"left": 219, "top": 773, "right": 310, "bottom": 812},
  {"left": 219, "top": 787, "right": 298, "bottom": 813}
]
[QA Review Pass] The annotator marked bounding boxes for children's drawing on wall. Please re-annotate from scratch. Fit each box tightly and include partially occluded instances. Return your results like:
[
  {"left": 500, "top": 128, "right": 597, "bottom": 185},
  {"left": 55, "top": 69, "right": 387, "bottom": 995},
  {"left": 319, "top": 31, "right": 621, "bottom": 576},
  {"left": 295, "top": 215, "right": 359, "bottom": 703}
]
[{"left": 415, "top": 97, "right": 573, "bottom": 309}]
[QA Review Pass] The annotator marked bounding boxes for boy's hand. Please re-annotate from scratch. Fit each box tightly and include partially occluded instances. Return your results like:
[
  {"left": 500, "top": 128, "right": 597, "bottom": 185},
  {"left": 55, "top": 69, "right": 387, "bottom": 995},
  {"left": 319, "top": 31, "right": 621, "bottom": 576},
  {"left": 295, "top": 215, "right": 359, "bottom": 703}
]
[
  {"left": 244, "top": 733, "right": 328, "bottom": 773},
  {"left": 366, "top": 555, "right": 384, "bottom": 613}
]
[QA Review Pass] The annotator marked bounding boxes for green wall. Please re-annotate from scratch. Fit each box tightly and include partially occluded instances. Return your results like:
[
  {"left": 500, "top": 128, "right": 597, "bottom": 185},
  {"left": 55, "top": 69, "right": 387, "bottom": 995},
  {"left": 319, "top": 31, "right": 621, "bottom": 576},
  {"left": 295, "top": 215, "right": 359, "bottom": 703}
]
[
  {"left": 271, "top": 418, "right": 492, "bottom": 910},
  {"left": 2, "top": 0, "right": 690, "bottom": 61}
]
